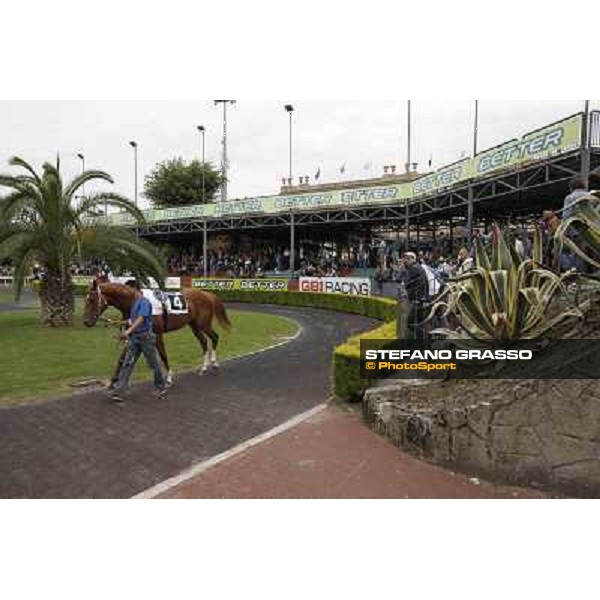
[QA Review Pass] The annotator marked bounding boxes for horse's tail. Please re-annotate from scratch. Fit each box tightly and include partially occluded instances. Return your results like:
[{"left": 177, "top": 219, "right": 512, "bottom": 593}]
[{"left": 213, "top": 295, "right": 232, "bottom": 330}]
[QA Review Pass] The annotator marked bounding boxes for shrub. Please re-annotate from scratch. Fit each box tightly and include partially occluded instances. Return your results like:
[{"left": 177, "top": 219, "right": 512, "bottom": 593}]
[{"left": 213, "top": 289, "right": 396, "bottom": 322}]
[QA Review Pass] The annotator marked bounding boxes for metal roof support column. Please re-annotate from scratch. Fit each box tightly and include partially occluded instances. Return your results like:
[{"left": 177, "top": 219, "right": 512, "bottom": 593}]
[
  {"left": 581, "top": 101, "right": 591, "bottom": 188},
  {"left": 203, "top": 219, "right": 208, "bottom": 277},
  {"left": 290, "top": 211, "right": 295, "bottom": 275},
  {"left": 467, "top": 182, "right": 474, "bottom": 246},
  {"left": 405, "top": 205, "right": 410, "bottom": 252}
]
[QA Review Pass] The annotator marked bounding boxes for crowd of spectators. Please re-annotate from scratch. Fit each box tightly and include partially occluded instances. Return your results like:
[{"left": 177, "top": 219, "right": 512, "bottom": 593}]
[
  {"left": 1, "top": 215, "right": 562, "bottom": 290},
  {"left": 166, "top": 241, "right": 388, "bottom": 277}
]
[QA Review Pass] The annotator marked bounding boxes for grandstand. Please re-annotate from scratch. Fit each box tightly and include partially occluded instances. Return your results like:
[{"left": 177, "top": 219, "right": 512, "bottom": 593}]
[{"left": 100, "top": 111, "right": 600, "bottom": 265}]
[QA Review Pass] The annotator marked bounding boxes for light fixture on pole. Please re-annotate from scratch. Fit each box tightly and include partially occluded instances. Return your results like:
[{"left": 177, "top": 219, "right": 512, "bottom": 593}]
[
  {"left": 76, "top": 153, "right": 85, "bottom": 208},
  {"left": 213, "top": 100, "right": 236, "bottom": 202},
  {"left": 129, "top": 141, "right": 138, "bottom": 207},
  {"left": 197, "top": 126, "right": 206, "bottom": 203},
  {"left": 197, "top": 125, "right": 208, "bottom": 277},
  {"left": 284, "top": 104, "right": 294, "bottom": 182}
]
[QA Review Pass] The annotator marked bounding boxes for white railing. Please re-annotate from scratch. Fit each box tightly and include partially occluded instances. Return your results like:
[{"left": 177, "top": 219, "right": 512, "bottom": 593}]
[{"left": 590, "top": 111, "right": 600, "bottom": 148}]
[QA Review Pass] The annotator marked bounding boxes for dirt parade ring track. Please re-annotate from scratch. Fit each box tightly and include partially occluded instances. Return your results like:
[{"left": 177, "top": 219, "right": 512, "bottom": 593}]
[{"left": 0, "top": 304, "right": 377, "bottom": 498}]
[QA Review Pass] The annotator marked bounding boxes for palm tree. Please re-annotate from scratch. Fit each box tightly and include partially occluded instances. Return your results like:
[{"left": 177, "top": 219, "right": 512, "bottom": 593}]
[{"left": 0, "top": 156, "right": 166, "bottom": 326}]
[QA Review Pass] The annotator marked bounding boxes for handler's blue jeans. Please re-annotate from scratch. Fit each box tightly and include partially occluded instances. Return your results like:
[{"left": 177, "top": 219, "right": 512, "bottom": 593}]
[{"left": 113, "top": 331, "right": 166, "bottom": 393}]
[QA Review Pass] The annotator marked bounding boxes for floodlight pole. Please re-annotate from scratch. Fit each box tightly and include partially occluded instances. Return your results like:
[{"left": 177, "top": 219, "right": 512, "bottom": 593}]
[
  {"left": 285, "top": 104, "right": 294, "bottom": 181},
  {"left": 197, "top": 125, "right": 206, "bottom": 203},
  {"left": 214, "top": 100, "right": 236, "bottom": 202},
  {"left": 198, "top": 125, "right": 208, "bottom": 277},
  {"left": 129, "top": 141, "right": 138, "bottom": 207},
  {"left": 76, "top": 153, "right": 86, "bottom": 209},
  {"left": 473, "top": 100, "right": 479, "bottom": 157},
  {"left": 405, "top": 100, "right": 412, "bottom": 173}
]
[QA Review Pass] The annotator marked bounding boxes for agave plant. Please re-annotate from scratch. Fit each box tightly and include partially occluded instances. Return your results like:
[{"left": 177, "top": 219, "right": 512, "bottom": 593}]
[
  {"left": 429, "top": 226, "right": 584, "bottom": 341},
  {"left": 0, "top": 156, "right": 166, "bottom": 326},
  {"left": 554, "top": 191, "right": 600, "bottom": 270}
]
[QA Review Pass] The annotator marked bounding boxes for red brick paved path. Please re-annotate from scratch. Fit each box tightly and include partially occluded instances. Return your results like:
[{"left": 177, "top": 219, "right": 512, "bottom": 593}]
[{"left": 157, "top": 405, "right": 550, "bottom": 499}]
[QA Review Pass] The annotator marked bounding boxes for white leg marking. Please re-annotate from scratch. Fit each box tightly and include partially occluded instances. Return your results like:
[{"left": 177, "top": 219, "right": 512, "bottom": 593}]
[{"left": 200, "top": 337, "right": 213, "bottom": 374}]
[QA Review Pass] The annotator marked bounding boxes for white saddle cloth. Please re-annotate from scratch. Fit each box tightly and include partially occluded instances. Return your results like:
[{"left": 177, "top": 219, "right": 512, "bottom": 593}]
[{"left": 141, "top": 289, "right": 188, "bottom": 316}]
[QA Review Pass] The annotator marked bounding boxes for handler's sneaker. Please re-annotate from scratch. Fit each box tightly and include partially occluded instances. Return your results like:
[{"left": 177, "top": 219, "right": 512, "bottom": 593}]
[
  {"left": 110, "top": 393, "right": 126, "bottom": 403},
  {"left": 154, "top": 388, "right": 168, "bottom": 401}
]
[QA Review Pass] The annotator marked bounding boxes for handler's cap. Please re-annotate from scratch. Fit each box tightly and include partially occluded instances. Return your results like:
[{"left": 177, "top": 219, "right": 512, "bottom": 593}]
[{"left": 403, "top": 252, "right": 417, "bottom": 260}]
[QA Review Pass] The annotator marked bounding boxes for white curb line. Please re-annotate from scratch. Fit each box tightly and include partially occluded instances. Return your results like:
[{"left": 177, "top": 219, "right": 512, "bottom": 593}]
[{"left": 132, "top": 403, "right": 326, "bottom": 499}]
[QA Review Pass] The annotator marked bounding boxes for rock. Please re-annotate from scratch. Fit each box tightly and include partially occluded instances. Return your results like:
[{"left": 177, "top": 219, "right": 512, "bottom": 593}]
[{"left": 363, "top": 375, "right": 600, "bottom": 497}]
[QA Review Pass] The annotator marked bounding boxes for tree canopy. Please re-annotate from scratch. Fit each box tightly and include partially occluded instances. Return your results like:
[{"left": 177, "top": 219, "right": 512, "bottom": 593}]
[{"left": 144, "top": 158, "right": 224, "bottom": 208}]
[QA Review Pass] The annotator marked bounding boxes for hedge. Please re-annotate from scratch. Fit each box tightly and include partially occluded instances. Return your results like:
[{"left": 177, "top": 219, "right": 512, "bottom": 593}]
[{"left": 212, "top": 289, "right": 397, "bottom": 322}]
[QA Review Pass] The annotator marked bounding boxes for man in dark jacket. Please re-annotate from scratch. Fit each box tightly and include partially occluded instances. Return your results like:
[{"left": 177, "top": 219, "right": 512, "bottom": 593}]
[
  {"left": 399, "top": 252, "right": 430, "bottom": 340},
  {"left": 400, "top": 252, "right": 429, "bottom": 303}
]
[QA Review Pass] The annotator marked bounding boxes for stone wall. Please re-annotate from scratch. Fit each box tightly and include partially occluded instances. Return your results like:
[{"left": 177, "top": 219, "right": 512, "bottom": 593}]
[{"left": 363, "top": 378, "right": 600, "bottom": 497}]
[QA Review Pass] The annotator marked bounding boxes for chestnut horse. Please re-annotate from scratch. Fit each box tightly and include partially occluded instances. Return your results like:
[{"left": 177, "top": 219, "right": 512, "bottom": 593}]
[{"left": 83, "top": 279, "right": 231, "bottom": 385}]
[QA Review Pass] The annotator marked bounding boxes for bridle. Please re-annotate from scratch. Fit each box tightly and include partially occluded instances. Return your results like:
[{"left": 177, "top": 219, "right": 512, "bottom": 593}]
[{"left": 86, "top": 283, "right": 109, "bottom": 325}]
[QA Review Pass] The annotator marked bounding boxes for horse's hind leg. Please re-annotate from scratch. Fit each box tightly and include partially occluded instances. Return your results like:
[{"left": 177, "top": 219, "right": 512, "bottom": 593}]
[
  {"left": 206, "top": 329, "right": 220, "bottom": 370},
  {"left": 155, "top": 334, "right": 173, "bottom": 386},
  {"left": 191, "top": 324, "right": 209, "bottom": 375}
]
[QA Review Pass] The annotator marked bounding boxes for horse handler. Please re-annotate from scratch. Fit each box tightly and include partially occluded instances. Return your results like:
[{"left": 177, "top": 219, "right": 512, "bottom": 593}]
[{"left": 110, "top": 280, "right": 167, "bottom": 403}]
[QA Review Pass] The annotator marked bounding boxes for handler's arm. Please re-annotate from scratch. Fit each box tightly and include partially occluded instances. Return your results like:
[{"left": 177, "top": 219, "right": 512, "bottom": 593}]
[{"left": 124, "top": 315, "right": 145, "bottom": 337}]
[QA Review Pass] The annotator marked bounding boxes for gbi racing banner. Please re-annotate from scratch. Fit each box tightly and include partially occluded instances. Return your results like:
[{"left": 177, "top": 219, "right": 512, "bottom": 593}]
[{"left": 299, "top": 277, "right": 371, "bottom": 296}]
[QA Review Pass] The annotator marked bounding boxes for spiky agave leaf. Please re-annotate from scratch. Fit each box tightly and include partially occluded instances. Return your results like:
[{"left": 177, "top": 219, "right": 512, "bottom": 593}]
[{"left": 428, "top": 225, "right": 588, "bottom": 342}]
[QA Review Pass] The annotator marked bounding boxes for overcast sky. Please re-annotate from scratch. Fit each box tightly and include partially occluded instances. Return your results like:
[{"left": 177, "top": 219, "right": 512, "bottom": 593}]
[{"left": 0, "top": 100, "right": 597, "bottom": 209}]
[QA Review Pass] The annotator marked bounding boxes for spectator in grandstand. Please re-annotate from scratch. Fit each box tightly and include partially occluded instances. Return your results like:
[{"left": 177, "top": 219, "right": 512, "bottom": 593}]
[
  {"left": 562, "top": 178, "right": 588, "bottom": 220},
  {"left": 435, "top": 257, "right": 452, "bottom": 281},
  {"left": 560, "top": 178, "right": 590, "bottom": 271},
  {"left": 374, "top": 264, "right": 387, "bottom": 296},
  {"left": 456, "top": 247, "right": 474, "bottom": 275},
  {"left": 539, "top": 210, "right": 560, "bottom": 268}
]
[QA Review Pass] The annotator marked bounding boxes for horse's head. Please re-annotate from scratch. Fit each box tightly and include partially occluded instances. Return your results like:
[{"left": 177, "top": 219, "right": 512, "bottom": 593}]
[{"left": 83, "top": 278, "right": 109, "bottom": 327}]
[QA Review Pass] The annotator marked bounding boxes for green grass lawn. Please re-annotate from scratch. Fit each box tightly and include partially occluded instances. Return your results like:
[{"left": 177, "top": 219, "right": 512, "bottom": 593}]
[
  {"left": 0, "top": 302, "right": 298, "bottom": 405},
  {"left": 0, "top": 287, "right": 37, "bottom": 306}
]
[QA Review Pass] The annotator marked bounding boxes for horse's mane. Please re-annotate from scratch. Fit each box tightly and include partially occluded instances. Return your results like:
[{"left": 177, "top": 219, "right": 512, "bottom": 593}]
[{"left": 100, "top": 282, "right": 136, "bottom": 299}]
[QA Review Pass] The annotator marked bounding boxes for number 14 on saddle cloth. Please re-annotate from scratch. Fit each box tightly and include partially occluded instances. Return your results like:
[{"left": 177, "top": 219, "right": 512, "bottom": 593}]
[{"left": 141, "top": 289, "right": 189, "bottom": 316}]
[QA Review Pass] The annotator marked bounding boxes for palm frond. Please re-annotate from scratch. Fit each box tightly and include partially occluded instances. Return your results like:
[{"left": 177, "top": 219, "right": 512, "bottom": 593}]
[
  {"left": 63, "top": 170, "right": 114, "bottom": 202},
  {"left": 8, "top": 156, "right": 41, "bottom": 184},
  {"left": 75, "top": 192, "right": 144, "bottom": 223}
]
